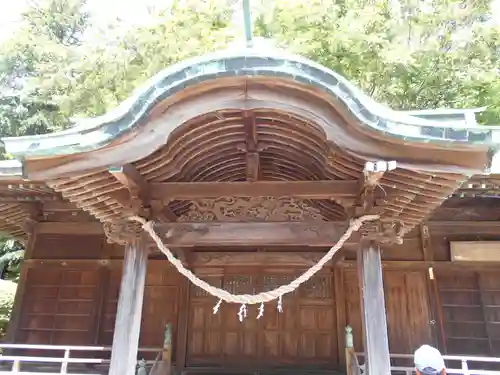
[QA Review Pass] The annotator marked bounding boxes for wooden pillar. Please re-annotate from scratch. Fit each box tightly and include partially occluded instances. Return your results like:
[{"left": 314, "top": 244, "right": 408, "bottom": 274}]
[
  {"left": 357, "top": 242, "right": 391, "bottom": 375},
  {"left": 109, "top": 238, "right": 148, "bottom": 375}
]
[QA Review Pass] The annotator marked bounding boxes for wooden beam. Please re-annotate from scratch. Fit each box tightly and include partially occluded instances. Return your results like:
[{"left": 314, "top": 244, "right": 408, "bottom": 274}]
[
  {"left": 427, "top": 220, "right": 500, "bottom": 235},
  {"left": 148, "top": 180, "right": 358, "bottom": 200},
  {"left": 28, "top": 219, "right": 500, "bottom": 239},
  {"left": 246, "top": 152, "right": 260, "bottom": 181},
  {"left": 357, "top": 242, "right": 391, "bottom": 375},
  {"left": 154, "top": 221, "right": 358, "bottom": 247},
  {"left": 23, "top": 257, "right": 500, "bottom": 271},
  {"left": 343, "top": 260, "right": 500, "bottom": 271},
  {"left": 0, "top": 196, "right": 63, "bottom": 203},
  {"left": 36, "top": 221, "right": 103, "bottom": 235},
  {"left": 109, "top": 239, "right": 148, "bottom": 375},
  {"left": 42, "top": 200, "right": 79, "bottom": 211},
  {"left": 190, "top": 251, "right": 342, "bottom": 267},
  {"left": 150, "top": 200, "right": 177, "bottom": 222}
]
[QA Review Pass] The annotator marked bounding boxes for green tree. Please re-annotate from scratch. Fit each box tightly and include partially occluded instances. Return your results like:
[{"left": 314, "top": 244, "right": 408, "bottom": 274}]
[
  {"left": 0, "top": 0, "right": 90, "bottom": 139},
  {"left": 0, "top": 239, "right": 22, "bottom": 337},
  {"left": 32, "top": 0, "right": 235, "bottom": 118},
  {"left": 254, "top": 0, "right": 500, "bottom": 124},
  {"left": 0, "top": 279, "right": 17, "bottom": 338},
  {"left": 0, "top": 238, "right": 24, "bottom": 282},
  {"left": 2, "top": 0, "right": 499, "bottom": 128}
]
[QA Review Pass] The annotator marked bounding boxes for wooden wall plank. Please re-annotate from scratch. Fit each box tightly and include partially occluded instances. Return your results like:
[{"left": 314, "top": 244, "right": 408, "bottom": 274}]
[
  {"left": 139, "top": 263, "right": 181, "bottom": 358},
  {"left": 175, "top": 278, "right": 190, "bottom": 371},
  {"left": 90, "top": 266, "right": 109, "bottom": 344},
  {"left": 334, "top": 267, "right": 346, "bottom": 368}
]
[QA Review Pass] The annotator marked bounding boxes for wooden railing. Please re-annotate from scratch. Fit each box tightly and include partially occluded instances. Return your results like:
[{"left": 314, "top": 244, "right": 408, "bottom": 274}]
[
  {"left": 355, "top": 352, "right": 500, "bottom": 375},
  {"left": 345, "top": 326, "right": 500, "bottom": 375},
  {"left": 0, "top": 343, "right": 162, "bottom": 374},
  {"left": 3, "top": 340, "right": 500, "bottom": 375}
]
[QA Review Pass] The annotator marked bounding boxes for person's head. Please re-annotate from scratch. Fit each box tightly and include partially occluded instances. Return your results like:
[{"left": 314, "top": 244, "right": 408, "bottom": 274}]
[{"left": 414, "top": 345, "right": 446, "bottom": 375}]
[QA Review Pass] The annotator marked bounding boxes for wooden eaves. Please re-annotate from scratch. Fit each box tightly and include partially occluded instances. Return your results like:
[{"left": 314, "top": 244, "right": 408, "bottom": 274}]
[{"left": 0, "top": 48, "right": 498, "bottom": 242}]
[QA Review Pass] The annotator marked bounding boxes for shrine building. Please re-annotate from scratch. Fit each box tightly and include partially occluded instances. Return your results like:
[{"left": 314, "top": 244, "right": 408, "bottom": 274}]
[{"left": 1, "top": 47, "right": 500, "bottom": 375}]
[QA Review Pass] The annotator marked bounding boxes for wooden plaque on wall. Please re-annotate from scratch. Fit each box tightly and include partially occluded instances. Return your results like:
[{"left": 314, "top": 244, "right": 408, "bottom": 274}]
[{"left": 450, "top": 241, "right": 500, "bottom": 262}]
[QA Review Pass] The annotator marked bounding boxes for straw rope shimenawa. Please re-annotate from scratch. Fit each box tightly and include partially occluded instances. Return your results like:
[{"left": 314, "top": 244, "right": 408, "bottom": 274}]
[{"left": 129, "top": 214, "right": 380, "bottom": 315}]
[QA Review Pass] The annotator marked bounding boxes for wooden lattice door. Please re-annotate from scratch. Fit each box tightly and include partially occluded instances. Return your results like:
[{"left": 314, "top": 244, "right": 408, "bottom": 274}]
[{"left": 186, "top": 268, "right": 338, "bottom": 369}]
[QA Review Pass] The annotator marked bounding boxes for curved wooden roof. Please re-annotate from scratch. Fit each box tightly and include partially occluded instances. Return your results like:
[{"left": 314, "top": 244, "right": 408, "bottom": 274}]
[{"left": 0, "top": 47, "right": 499, "bottom": 242}]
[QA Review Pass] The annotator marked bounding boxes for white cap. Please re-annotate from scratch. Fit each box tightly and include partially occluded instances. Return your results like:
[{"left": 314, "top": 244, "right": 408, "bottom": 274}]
[{"left": 414, "top": 345, "right": 445, "bottom": 375}]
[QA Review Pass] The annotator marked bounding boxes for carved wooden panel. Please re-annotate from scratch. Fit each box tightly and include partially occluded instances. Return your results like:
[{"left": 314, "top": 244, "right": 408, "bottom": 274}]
[
  {"left": 19, "top": 267, "right": 100, "bottom": 346},
  {"left": 179, "top": 197, "right": 325, "bottom": 222},
  {"left": 186, "top": 268, "right": 338, "bottom": 368}
]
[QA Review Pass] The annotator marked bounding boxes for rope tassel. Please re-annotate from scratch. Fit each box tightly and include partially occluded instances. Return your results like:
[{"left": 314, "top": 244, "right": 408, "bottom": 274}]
[
  {"left": 238, "top": 304, "right": 248, "bottom": 322},
  {"left": 257, "top": 302, "right": 264, "bottom": 319},
  {"left": 129, "top": 214, "right": 380, "bottom": 312},
  {"left": 213, "top": 299, "right": 222, "bottom": 315}
]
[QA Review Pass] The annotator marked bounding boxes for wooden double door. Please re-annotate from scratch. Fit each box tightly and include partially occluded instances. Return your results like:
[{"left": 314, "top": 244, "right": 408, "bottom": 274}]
[{"left": 186, "top": 267, "right": 339, "bottom": 369}]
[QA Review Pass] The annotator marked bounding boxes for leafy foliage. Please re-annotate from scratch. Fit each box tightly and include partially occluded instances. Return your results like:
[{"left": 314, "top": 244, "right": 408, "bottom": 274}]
[
  {"left": 253, "top": 0, "right": 500, "bottom": 124},
  {"left": 0, "top": 0, "right": 91, "bottom": 143},
  {"left": 0, "top": 0, "right": 499, "bottom": 130},
  {"left": 33, "top": 0, "right": 235, "bottom": 118},
  {"left": 0, "top": 239, "right": 24, "bottom": 336},
  {"left": 0, "top": 238, "right": 24, "bottom": 282},
  {"left": 0, "top": 280, "right": 17, "bottom": 338}
]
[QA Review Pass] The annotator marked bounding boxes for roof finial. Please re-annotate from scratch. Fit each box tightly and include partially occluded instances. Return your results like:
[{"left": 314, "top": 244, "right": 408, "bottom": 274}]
[{"left": 242, "top": 0, "right": 253, "bottom": 47}]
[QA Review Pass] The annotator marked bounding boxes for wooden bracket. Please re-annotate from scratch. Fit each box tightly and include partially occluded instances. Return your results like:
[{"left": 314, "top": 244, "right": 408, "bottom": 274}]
[
  {"left": 109, "top": 165, "right": 179, "bottom": 223},
  {"left": 109, "top": 165, "right": 150, "bottom": 204},
  {"left": 352, "top": 161, "right": 397, "bottom": 216}
]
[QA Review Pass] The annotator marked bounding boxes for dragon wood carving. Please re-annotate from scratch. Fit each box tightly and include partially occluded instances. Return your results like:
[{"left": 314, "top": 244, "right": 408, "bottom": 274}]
[{"left": 178, "top": 196, "right": 326, "bottom": 222}]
